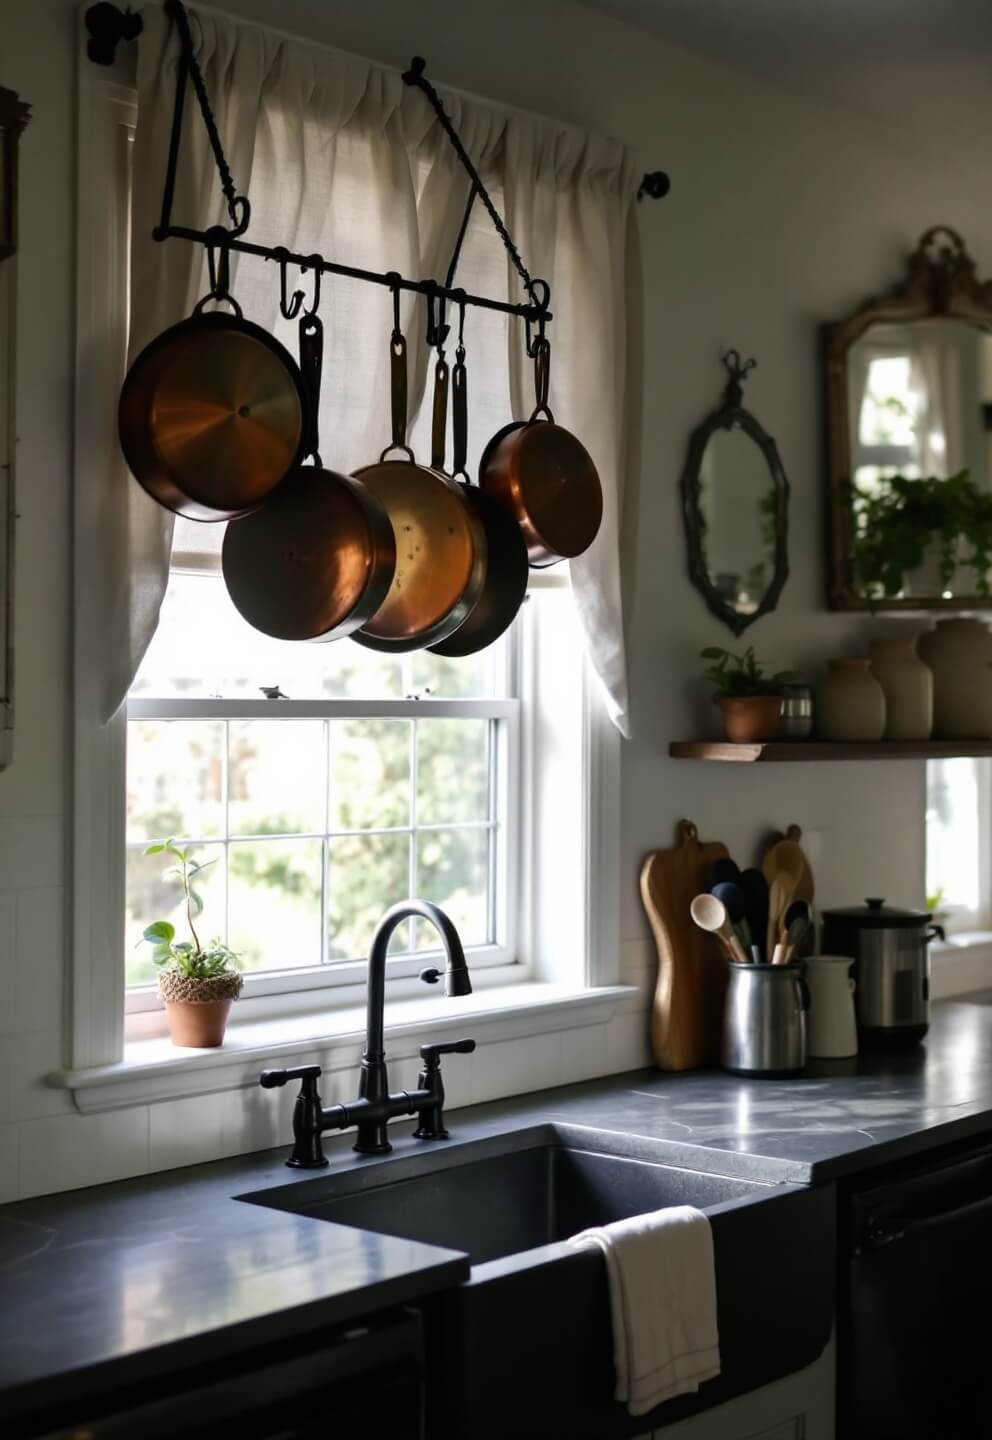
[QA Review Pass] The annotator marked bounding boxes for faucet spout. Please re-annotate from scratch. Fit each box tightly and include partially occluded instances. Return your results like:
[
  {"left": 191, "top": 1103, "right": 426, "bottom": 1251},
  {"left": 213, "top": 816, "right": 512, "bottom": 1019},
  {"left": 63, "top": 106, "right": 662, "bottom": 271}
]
[{"left": 365, "top": 899, "right": 471, "bottom": 1060}]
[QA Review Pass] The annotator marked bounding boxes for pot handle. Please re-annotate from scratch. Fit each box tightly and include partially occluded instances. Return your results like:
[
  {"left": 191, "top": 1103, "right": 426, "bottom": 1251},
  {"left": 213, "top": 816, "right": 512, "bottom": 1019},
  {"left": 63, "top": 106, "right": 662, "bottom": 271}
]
[
  {"left": 528, "top": 336, "right": 555, "bottom": 425},
  {"left": 431, "top": 350, "right": 450, "bottom": 472},
  {"left": 452, "top": 342, "right": 470, "bottom": 481},
  {"left": 925, "top": 924, "right": 946, "bottom": 944},
  {"left": 297, "top": 313, "right": 323, "bottom": 467},
  {"left": 379, "top": 329, "right": 416, "bottom": 464}
]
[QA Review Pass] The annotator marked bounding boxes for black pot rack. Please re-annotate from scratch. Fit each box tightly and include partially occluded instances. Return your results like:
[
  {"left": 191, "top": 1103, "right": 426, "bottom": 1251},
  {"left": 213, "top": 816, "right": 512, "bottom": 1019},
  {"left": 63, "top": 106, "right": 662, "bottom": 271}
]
[{"left": 85, "top": 1, "right": 671, "bottom": 343}]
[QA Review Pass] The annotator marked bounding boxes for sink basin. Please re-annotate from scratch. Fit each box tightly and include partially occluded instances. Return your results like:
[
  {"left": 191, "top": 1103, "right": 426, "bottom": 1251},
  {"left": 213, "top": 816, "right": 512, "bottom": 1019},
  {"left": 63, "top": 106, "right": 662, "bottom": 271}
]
[
  {"left": 245, "top": 1127, "right": 757, "bottom": 1264},
  {"left": 241, "top": 1124, "right": 834, "bottom": 1438}
]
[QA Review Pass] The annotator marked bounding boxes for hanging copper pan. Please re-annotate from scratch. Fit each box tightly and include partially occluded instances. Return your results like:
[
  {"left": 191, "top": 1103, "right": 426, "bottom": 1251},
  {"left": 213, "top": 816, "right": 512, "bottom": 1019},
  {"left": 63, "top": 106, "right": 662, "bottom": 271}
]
[
  {"left": 479, "top": 337, "right": 602, "bottom": 567},
  {"left": 119, "top": 242, "right": 304, "bottom": 522},
  {"left": 221, "top": 313, "right": 396, "bottom": 642},
  {"left": 430, "top": 341, "right": 528, "bottom": 658},
  {"left": 352, "top": 327, "right": 486, "bottom": 654}
]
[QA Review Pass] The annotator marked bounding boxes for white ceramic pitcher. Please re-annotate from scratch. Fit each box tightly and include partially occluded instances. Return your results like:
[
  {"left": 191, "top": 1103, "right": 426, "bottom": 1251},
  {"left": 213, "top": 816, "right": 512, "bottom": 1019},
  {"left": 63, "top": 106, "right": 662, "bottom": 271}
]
[{"left": 804, "top": 955, "right": 858, "bottom": 1058}]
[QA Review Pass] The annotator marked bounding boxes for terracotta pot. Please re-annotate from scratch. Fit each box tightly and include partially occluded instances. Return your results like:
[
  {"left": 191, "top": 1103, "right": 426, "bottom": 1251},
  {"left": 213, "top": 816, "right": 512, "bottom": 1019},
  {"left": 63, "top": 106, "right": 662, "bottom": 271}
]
[
  {"left": 719, "top": 695, "right": 783, "bottom": 743},
  {"left": 917, "top": 619, "right": 992, "bottom": 739},
  {"left": 158, "top": 970, "right": 243, "bottom": 1049},
  {"left": 869, "top": 637, "right": 933, "bottom": 741},
  {"left": 816, "top": 659, "right": 886, "bottom": 741}
]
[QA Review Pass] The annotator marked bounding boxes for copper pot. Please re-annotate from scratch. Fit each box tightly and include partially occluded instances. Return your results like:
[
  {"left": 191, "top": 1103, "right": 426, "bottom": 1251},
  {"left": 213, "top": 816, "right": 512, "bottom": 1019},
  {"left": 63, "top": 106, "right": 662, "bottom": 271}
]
[
  {"left": 119, "top": 244, "right": 304, "bottom": 521},
  {"left": 353, "top": 331, "right": 485, "bottom": 653},
  {"left": 222, "top": 313, "right": 396, "bottom": 641},
  {"left": 479, "top": 338, "right": 602, "bottom": 567}
]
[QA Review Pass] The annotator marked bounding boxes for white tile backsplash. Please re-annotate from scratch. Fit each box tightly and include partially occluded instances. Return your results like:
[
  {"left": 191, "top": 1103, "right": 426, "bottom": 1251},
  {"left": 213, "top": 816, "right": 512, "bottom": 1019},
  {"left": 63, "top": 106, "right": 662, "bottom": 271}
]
[
  {"left": 14, "top": 887, "right": 65, "bottom": 1031},
  {"left": 0, "top": 817, "right": 65, "bottom": 892},
  {"left": 18, "top": 1106, "right": 150, "bottom": 1200},
  {"left": 0, "top": 894, "right": 17, "bottom": 1038},
  {"left": 7, "top": 1027, "right": 74, "bottom": 1121},
  {"left": 0, "top": 1123, "right": 18, "bottom": 1202}
]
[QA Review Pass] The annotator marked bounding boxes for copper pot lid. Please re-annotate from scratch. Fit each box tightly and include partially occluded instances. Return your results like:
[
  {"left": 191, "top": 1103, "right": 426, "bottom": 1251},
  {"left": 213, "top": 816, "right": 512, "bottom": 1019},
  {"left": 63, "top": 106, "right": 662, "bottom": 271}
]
[{"left": 119, "top": 309, "right": 304, "bottom": 522}]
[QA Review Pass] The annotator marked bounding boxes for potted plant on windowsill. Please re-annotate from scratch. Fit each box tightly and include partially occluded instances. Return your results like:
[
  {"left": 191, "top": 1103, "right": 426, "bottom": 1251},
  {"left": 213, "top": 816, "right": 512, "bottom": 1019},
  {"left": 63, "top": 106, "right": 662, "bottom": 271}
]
[
  {"left": 141, "top": 840, "right": 243, "bottom": 1048},
  {"left": 701, "top": 646, "right": 801, "bottom": 743}
]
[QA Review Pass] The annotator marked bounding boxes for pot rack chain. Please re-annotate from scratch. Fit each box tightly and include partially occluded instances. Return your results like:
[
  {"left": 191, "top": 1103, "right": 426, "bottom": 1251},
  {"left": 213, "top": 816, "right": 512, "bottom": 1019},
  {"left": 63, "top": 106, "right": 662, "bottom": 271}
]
[{"left": 152, "top": 0, "right": 555, "bottom": 331}]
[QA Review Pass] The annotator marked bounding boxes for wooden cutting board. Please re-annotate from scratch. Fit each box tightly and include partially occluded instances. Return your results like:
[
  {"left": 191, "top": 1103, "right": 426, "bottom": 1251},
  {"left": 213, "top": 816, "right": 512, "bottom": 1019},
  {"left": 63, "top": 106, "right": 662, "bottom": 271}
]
[{"left": 640, "top": 819, "right": 729, "bottom": 1071}]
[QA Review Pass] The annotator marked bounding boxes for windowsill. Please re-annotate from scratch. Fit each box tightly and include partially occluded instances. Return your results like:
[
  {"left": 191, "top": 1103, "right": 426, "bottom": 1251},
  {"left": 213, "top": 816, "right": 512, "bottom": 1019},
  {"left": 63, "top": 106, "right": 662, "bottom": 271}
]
[
  {"left": 931, "top": 932, "right": 992, "bottom": 999},
  {"left": 51, "top": 982, "right": 638, "bottom": 1114}
]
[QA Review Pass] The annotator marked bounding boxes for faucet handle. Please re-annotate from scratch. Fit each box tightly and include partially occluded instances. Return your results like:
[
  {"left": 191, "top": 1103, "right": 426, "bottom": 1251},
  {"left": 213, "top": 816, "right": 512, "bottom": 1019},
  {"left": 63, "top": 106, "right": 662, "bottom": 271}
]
[
  {"left": 419, "top": 1038, "right": 476, "bottom": 1064},
  {"left": 259, "top": 1063, "right": 322, "bottom": 1089}
]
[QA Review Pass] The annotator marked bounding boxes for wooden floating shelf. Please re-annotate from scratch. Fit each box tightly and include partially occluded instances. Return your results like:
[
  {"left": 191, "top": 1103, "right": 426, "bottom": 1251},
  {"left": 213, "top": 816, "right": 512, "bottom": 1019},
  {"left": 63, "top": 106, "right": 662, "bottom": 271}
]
[{"left": 669, "top": 740, "right": 992, "bottom": 763}]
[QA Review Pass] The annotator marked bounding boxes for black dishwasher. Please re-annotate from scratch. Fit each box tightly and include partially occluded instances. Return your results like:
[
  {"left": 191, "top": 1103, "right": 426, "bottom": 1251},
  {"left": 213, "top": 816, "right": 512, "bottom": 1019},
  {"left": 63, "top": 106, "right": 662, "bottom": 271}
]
[{"left": 839, "top": 1138, "right": 992, "bottom": 1439}]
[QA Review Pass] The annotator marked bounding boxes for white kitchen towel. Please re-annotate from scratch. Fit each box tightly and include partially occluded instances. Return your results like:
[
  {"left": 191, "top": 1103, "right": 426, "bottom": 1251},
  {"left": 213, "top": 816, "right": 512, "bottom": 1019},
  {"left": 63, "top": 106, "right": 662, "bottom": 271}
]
[{"left": 568, "top": 1205, "right": 720, "bottom": 1417}]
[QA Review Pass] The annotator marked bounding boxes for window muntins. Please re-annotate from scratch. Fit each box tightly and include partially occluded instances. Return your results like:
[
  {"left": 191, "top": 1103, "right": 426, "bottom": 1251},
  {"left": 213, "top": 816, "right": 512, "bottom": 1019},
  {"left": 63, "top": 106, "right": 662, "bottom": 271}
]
[{"left": 126, "top": 569, "right": 520, "bottom": 1007}]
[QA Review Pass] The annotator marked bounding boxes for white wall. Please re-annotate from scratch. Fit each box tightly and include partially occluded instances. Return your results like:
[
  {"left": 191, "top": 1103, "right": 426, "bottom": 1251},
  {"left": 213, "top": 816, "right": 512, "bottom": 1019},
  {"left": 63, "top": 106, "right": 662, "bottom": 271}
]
[{"left": 1, "top": 0, "right": 988, "bottom": 1198}]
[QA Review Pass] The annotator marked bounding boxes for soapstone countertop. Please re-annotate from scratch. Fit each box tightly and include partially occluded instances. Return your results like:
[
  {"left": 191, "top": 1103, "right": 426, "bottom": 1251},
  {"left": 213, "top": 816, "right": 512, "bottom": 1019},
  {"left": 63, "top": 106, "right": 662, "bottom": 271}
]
[{"left": 4, "top": 992, "right": 992, "bottom": 1426}]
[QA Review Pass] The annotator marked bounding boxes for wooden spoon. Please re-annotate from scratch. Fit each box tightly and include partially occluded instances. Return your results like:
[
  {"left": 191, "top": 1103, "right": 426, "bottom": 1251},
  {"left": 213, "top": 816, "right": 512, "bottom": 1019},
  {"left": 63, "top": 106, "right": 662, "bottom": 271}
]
[
  {"left": 767, "top": 872, "right": 797, "bottom": 961},
  {"left": 691, "top": 893, "right": 751, "bottom": 965}
]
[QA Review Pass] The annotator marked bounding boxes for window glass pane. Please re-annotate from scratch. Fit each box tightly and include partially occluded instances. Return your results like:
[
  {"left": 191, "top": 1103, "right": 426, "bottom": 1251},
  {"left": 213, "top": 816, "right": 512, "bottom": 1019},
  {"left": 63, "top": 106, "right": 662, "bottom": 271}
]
[
  {"left": 228, "top": 838, "right": 323, "bottom": 971},
  {"left": 126, "top": 720, "right": 224, "bottom": 843},
  {"left": 417, "top": 718, "right": 489, "bottom": 825},
  {"left": 926, "top": 758, "right": 982, "bottom": 919},
  {"left": 132, "top": 572, "right": 506, "bottom": 700},
  {"left": 125, "top": 841, "right": 227, "bottom": 986},
  {"left": 328, "top": 833, "right": 412, "bottom": 961},
  {"left": 415, "top": 827, "right": 490, "bottom": 949},
  {"left": 228, "top": 720, "right": 326, "bottom": 836},
  {"left": 329, "top": 719, "right": 411, "bottom": 832}
]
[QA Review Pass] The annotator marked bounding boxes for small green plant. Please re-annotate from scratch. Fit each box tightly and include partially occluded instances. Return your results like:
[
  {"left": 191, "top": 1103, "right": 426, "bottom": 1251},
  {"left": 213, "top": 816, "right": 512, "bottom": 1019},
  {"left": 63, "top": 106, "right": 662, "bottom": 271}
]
[
  {"left": 849, "top": 469, "right": 992, "bottom": 600},
  {"left": 140, "top": 839, "right": 240, "bottom": 979},
  {"left": 700, "top": 646, "right": 800, "bottom": 701},
  {"left": 926, "top": 888, "right": 946, "bottom": 914}
]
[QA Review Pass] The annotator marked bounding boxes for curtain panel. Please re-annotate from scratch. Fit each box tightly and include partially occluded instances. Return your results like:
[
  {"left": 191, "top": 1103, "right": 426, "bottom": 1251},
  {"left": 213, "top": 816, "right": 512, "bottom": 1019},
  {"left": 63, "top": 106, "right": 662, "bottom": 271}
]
[{"left": 117, "top": 3, "right": 637, "bottom": 731}]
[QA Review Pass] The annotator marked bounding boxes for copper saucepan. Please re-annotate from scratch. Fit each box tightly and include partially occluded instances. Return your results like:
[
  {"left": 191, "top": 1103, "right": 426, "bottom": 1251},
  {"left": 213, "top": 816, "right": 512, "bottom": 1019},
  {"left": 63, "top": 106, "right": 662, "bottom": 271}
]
[
  {"left": 119, "top": 239, "right": 305, "bottom": 522},
  {"left": 430, "top": 341, "right": 528, "bottom": 658},
  {"left": 221, "top": 312, "right": 396, "bottom": 642},
  {"left": 352, "top": 326, "right": 486, "bottom": 654},
  {"left": 479, "top": 337, "right": 602, "bottom": 567}
]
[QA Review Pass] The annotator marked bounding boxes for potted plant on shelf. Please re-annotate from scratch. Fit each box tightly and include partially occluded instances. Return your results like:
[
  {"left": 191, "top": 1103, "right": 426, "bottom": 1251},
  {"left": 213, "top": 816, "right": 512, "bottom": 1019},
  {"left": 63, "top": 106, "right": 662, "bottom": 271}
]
[
  {"left": 701, "top": 646, "right": 801, "bottom": 743},
  {"left": 849, "top": 469, "right": 992, "bottom": 601},
  {"left": 140, "top": 839, "right": 242, "bottom": 1048}
]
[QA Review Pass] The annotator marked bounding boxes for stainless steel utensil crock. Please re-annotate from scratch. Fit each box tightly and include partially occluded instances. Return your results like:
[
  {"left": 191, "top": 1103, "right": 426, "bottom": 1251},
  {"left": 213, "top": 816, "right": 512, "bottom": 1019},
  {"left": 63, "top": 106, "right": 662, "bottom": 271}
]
[
  {"left": 820, "top": 898, "right": 944, "bottom": 1048},
  {"left": 778, "top": 683, "right": 814, "bottom": 739},
  {"left": 721, "top": 961, "right": 808, "bottom": 1077}
]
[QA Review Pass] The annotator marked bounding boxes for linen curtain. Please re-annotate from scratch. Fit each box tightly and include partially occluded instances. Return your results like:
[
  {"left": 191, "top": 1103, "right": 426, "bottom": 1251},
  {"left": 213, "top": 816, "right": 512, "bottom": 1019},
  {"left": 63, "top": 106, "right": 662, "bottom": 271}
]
[{"left": 118, "top": 3, "right": 637, "bottom": 731}]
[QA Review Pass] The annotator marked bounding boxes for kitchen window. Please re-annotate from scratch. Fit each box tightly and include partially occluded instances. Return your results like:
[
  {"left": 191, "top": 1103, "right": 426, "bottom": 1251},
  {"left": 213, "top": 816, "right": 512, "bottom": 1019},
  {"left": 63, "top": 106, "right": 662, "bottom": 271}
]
[
  {"left": 926, "top": 757, "right": 991, "bottom": 932},
  {"left": 68, "top": 23, "right": 625, "bottom": 1087}
]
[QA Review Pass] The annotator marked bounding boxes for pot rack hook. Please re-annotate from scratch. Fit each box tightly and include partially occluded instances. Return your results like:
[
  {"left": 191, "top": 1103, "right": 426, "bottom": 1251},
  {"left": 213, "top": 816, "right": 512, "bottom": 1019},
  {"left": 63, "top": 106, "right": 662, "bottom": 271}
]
[
  {"left": 270, "top": 246, "right": 304, "bottom": 320},
  {"left": 386, "top": 271, "right": 403, "bottom": 341},
  {"left": 525, "top": 279, "right": 551, "bottom": 359},
  {"left": 193, "top": 225, "right": 242, "bottom": 317},
  {"left": 300, "top": 254, "right": 322, "bottom": 317},
  {"left": 425, "top": 282, "right": 450, "bottom": 352},
  {"left": 453, "top": 289, "right": 467, "bottom": 363}
]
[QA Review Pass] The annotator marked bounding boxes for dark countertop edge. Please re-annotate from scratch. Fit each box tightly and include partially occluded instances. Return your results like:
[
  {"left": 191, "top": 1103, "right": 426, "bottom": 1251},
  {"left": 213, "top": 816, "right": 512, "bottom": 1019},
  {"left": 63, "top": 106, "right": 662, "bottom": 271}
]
[
  {"left": 2, "top": 1251, "right": 470, "bottom": 1426},
  {"left": 806, "top": 1102, "right": 992, "bottom": 1183}
]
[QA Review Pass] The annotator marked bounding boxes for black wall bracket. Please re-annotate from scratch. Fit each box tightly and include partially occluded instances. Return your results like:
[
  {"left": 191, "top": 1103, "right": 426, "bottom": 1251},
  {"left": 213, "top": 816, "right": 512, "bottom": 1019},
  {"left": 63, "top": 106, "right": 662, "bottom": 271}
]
[
  {"left": 85, "top": 2, "right": 143, "bottom": 66},
  {"left": 82, "top": 3, "right": 671, "bottom": 201}
]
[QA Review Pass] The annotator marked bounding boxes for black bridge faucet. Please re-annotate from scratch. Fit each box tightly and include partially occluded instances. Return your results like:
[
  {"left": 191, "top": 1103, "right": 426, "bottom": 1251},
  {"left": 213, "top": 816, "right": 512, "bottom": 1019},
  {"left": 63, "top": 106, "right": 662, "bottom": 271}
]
[{"left": 260, "top": 900, "right": 476, "bottom": 1166}]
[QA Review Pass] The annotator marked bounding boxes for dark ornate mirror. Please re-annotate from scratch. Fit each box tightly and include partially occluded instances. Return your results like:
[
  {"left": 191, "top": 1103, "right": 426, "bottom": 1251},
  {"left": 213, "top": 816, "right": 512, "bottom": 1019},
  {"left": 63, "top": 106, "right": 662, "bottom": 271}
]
[
  {"left": 825, "top": 227, "right": 992, "bottom": 610},
  {"left": 681, "top": 351, "right": 790, "bottom": 635}
]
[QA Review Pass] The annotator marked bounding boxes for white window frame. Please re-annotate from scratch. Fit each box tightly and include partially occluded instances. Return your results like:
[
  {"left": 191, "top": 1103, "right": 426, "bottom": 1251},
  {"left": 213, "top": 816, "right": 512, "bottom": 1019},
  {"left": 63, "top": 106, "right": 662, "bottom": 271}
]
[
  {"left": 69, "top": 33, "right": 622, "bottom": 1081},
  {"left": 925, "top": 756, "right": 992, "bottom": 934},
  {"left": 124, "top": 695, "right": 521, "bottom": 1012}
]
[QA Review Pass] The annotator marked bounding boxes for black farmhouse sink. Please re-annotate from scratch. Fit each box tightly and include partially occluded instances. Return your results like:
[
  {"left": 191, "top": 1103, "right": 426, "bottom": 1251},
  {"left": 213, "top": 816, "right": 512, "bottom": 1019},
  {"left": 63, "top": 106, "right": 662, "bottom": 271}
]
[{"left": 241, "top": 1125, "right": 834, "bottom": 1438}]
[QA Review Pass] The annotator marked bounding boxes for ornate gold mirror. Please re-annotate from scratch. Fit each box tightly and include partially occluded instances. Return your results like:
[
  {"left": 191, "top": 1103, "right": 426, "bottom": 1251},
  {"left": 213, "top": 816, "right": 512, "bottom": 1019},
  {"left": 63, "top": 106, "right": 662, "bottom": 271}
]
[{"left": 825, "top": 227, "right": 992, "bottom": 611}]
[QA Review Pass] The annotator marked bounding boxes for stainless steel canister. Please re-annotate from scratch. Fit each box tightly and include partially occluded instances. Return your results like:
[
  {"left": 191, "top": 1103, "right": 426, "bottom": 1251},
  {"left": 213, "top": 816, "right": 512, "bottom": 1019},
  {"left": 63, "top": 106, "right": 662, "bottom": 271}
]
[
  {"left": 820, "top": 898, "right": 944, "bottom": 1048},
  {"left": 778, "top": 683, "right": 814, "bottom": 739},
  {"left": 721, "top": 961, "right": 808, "bottom": 1077}
]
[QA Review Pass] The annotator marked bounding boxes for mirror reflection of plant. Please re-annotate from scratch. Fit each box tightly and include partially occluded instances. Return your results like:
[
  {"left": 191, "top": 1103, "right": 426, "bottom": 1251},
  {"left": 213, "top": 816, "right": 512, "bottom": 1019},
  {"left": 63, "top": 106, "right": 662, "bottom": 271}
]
[
  {"left": 849, "top": 469, "right": 992, "bottom": 599},
  {"left": 140, "top": 839, "right": 240, "bottom": 979},
  {"left": 700, "top": 646, "right": 801, "bottom": 700}
]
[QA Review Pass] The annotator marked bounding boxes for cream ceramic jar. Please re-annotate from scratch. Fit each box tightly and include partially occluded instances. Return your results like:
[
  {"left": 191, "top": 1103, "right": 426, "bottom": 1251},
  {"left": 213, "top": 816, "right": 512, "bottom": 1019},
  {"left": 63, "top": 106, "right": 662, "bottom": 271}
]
[
  {"left": 917, "top": 619, "right": 992, "bottom": 739},
  {"left": 869, "top": 637, "right": 933, "bottom": 741},
  {"left": 816, "top": 659, "right": 886, "bottom": 742}
]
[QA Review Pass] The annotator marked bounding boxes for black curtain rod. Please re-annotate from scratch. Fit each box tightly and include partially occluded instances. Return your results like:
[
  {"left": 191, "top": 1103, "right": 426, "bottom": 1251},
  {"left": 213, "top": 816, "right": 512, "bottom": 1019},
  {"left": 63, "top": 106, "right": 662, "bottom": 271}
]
[{"left": 83, "top": 4, "right": 671, "bottom": 201}]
